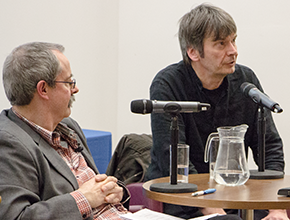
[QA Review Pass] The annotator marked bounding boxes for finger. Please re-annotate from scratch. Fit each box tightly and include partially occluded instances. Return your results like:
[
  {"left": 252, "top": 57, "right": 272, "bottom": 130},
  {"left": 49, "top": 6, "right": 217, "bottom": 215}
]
[
  {"left": 100, "top": 176, "right": 118, "bottom": 190},
  {"left": 94, "top": 174, "right": 108, "bottom": 182},
  {"left": 104, "top": 188, "right": 123, "bottom": 203},
  {"left": 105, "top": 176, "right": 118, "bottom": 183},
  {"left": 102, "top": 183, "right": 123, "bottom": 196},
  {"left": 101, "top": 181, "right": 119, "bottom": 192},
  {"left": 105, "top": 194, "right": 122, "bottom": 204}
]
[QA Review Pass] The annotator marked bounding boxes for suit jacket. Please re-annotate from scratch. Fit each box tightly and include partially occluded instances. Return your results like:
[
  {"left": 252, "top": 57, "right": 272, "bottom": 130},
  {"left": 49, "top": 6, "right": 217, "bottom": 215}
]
[{"left": 0, "top": 108, "right": 100, "bottom": 220}]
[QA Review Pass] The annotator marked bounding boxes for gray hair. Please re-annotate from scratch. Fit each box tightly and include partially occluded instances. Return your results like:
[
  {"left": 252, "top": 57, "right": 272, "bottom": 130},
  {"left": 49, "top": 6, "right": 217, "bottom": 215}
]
[
  {"left": 3, "top": 42, "right": 65, "bottom": 106},
  {"left": 178, "top": 3, "right": 237, "bottom": 65}
]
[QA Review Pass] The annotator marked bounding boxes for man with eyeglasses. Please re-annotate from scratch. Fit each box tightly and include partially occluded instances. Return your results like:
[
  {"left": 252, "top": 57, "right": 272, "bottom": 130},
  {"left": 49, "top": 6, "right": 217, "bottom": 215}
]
[{"left": 0, "top": 42, "right": 130, "bottom": 219}]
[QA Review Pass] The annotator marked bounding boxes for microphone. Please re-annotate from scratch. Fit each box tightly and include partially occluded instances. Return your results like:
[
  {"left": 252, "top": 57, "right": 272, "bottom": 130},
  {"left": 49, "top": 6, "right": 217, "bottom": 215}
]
[
  {"left": 240, "top": 82, "right": 283, "bottom": 113},
  {"left": 131, "top": 99, "right": 210, "bottom": 114}
]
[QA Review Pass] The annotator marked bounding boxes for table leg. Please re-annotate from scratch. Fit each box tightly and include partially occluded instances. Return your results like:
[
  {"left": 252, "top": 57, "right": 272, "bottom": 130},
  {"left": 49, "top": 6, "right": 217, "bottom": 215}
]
[{"left": 240, "top": 209, "right": 254, "bottom": 220}]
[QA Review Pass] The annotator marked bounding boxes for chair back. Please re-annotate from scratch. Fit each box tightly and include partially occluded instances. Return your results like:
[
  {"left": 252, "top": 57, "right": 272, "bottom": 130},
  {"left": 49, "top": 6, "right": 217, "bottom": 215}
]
[
  {"left": 106, "top": 134, "right": 152, "bottom": 184},
  {"left": 126, "top": 182, "right": 163, "bottom": 213}
]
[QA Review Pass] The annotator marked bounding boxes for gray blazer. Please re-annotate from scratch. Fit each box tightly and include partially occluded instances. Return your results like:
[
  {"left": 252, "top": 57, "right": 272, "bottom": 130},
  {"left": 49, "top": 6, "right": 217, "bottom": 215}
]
[{"left": 0, "top": 108, "right": 99, "bottom": 220}]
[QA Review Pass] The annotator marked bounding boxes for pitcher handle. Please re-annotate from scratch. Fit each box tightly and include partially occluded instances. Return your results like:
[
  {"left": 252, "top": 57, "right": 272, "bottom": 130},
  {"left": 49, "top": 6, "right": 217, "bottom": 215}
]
[{"left": 204, "top": 132, "right": 219, "bottom": 163}]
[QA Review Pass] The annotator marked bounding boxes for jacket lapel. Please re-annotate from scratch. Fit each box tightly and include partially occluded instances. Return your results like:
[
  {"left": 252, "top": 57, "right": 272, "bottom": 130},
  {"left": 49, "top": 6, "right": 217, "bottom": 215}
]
[{"left": 38, "top": 138, "right": 79, "bottom": 189}]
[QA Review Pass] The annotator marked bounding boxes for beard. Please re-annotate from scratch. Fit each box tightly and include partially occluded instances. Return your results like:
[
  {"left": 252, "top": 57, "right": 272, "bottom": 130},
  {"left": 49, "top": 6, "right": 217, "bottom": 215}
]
[{"left": 68, "top": 95, "right": 75, "bottom": 108}]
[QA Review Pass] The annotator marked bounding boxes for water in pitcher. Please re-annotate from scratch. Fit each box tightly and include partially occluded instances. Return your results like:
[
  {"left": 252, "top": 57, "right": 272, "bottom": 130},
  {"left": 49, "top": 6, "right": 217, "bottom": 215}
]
[
  {"left": 214, "top": 137, "right": 250, "bottom": 186},
  {"left": 214, "top": 170, "right": 250, "bottom": 186}
]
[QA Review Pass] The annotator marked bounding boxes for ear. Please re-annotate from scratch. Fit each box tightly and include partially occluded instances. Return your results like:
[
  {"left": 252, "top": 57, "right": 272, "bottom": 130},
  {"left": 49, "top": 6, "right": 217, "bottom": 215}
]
[
  {"left": 187, "top": 47, "right": 200, "bottom": 62},
  {"left": 36, "top": 80, "right": 49, "bottom": 100}
]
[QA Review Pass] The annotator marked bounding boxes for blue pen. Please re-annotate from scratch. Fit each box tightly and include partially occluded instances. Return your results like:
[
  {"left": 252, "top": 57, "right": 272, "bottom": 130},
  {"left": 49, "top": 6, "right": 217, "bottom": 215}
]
[{"left": 192, "top": 188, "right": 216, "bottom": 196}]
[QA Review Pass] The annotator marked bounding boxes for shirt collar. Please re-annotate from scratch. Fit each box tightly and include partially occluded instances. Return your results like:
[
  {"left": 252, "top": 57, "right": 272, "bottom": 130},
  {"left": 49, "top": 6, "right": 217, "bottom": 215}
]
[
  {"left": 187, "top": 63, "right": 230, "bottom": 92},
  {"left": 12, "top": 108, "right": 78, "bottom": 150}
]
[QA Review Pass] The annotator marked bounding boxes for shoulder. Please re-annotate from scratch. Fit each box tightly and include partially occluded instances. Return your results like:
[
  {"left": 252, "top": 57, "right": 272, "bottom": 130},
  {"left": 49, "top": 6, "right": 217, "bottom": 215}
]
[
  {"left": 152, "top": 61, "right": 187, "bottom": 83},
  {"left": 61, "top": 117, "right": 81, "bottom": 130},
  {"left": 61, "top": 117, "right": 86, "bottom": 140},
  {"left": 234, "top": 64, "right": 257, "bottom": 79},
  {"left": 0, "top": 109, "right": 35, "bottom": 142},
  {"left": 231, "top": 64, "right": 261, "bottom": 85},
  {"left": 150, "top": 61, "right": 189, "bottom": 92},
  {"left": 235, "top": 63, "right": 254, "bottom": 72},
  {"left": 0, "top": 109, "right": 43, "bottom": 165}
]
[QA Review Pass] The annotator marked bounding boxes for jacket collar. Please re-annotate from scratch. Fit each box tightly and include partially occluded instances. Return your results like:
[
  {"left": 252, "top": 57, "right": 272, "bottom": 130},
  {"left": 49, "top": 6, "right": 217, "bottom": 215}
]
[{"left": 5, "top": 108, "right": 86, "bottom": 189}]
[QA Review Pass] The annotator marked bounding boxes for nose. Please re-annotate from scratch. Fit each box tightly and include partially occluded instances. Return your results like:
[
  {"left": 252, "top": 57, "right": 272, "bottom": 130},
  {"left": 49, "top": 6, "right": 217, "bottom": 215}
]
[
  {"left": 227, "top": 42, "right": 238, "bottom": 56},
  {"left": 72, "top": 85, "right": 79, "bottom": 94}
]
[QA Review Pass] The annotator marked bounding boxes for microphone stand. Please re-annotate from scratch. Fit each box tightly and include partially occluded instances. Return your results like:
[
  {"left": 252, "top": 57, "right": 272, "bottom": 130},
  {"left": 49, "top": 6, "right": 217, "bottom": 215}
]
[
  {"left": 249, "top": 106, "right": 284, "bottom": 179},
  {"left": 150, "top": 111, "right": 198, "bottom": 193}
]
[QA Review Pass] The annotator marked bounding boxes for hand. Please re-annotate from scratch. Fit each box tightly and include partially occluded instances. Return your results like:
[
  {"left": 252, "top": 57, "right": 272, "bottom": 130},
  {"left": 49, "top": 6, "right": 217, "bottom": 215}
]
[
  {"left": 262, "top": 209, "right": 289, "bottom": 220},
  {"left": 200, "top": 207, "right": 226, "bottom": 215},
  {"left": 78, "top": 174, "right": 123, "bottom": 208}
]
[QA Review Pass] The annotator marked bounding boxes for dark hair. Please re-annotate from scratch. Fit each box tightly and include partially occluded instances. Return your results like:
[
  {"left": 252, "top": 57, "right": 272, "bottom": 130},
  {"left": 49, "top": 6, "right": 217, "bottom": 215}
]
[
  {"left": 178, "top": 3, "right": 237, "bottom": 64},
  {"left": 3, "top": 42, "right": 65, "bottom": 105}
]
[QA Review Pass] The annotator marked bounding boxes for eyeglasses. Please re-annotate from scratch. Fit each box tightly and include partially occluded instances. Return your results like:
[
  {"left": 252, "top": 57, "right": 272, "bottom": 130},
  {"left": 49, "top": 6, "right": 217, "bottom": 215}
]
[{"left": 55, "top": 78, "right": 76, "bottom": 89}]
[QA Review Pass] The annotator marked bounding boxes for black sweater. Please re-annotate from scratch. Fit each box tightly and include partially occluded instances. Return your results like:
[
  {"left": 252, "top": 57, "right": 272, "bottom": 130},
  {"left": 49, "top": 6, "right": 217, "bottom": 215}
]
[{"left": 146, "top": 61, "right": 284, "bottom": 180}]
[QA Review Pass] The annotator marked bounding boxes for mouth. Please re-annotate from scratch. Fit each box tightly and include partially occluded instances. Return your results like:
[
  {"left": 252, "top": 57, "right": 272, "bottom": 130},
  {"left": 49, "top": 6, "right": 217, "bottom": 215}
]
[{"left": 227, "top": 60, "right": 236, "bottom": 66}]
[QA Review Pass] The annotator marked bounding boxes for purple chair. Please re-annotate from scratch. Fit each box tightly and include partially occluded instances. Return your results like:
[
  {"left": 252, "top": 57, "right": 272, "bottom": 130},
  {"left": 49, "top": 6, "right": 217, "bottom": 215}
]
[{"left": 126, "top": 182, "right": 163, "bottom": 213}]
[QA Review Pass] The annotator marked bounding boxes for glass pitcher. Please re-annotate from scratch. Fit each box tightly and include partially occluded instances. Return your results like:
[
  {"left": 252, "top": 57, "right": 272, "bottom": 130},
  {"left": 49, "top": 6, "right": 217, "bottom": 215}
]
[{"left": 204, "top": 124, "right": 250, "bottom": 186}]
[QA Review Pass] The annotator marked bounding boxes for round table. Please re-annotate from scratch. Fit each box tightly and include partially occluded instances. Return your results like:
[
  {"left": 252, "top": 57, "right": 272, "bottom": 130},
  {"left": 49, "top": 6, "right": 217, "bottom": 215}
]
[{"left": 143, "top": 174, "right": 290, "bottom": 220}]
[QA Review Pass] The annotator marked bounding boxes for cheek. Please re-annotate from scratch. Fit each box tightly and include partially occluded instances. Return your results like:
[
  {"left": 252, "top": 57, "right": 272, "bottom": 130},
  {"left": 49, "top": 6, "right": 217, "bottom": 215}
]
[
  {"left": 208, "top": 51, "right": 223, "bottom": 61},
  {"left": 59, "top": 90, "right": 72, "bottom": 105},
  {"left": 219, "top": 52, "right": 228, "bottom": 62},
  {"left": 64, "top": 89, "right": 72, "bottom": 98}
]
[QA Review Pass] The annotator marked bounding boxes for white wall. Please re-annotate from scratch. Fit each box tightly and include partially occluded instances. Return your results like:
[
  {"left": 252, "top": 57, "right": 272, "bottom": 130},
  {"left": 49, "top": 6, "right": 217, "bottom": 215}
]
[
  {"left": 0, "top": 0, "right": 119, "bottom": 141},
  {"left": 0, "top": 0, "right": 289, "bottom": 174}
]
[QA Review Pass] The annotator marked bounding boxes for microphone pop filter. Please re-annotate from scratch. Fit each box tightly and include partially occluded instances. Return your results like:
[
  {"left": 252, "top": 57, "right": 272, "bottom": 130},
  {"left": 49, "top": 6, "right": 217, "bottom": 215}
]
[
  {"left": 240, "top": 82, "right": 256, "bottom": 97},
  {"left": 131, "top": 99, "right": 153, "bottom": 114}
]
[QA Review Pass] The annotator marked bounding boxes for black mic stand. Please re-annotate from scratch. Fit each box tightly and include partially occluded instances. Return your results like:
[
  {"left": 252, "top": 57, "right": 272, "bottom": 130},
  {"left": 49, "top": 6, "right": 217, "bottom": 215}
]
[
  {"left": 150, "top": 111, "right": 198, "bottom": 193},
  {"left": 250, "top": 106, "right": 284, "bottom": 179}
]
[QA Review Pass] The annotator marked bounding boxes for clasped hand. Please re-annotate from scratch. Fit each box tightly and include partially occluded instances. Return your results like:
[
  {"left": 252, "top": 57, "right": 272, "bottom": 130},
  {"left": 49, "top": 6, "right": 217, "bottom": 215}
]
[{"left": 78, "top": 174, "right": 123, "bottom": 208}]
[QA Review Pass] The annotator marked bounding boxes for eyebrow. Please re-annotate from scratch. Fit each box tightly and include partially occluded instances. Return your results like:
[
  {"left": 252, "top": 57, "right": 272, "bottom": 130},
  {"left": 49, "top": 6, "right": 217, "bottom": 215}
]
[
  {"left": 213, "top": 33, "right": 237, "bottom": 42},
  {"left": 64, "top": 74, "right": 73, "bottom": 80}
]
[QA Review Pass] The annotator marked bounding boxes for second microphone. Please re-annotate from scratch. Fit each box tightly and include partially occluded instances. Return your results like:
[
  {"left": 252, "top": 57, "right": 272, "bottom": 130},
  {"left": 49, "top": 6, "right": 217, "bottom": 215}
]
[{"left": 131, "top": 99, "right": 211, "bottom": 114}]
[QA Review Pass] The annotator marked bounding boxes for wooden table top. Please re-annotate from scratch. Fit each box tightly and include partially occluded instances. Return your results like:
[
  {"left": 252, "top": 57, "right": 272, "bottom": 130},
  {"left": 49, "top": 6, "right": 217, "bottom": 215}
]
[{"left": 143, "top": 173, "right": 290, "bottom": 210}]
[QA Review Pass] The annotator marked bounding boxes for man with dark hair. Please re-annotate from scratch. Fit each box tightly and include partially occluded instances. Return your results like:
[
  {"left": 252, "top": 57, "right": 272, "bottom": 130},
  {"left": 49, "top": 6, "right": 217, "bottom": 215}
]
[
  {"left": 146, "top": 3, "right": 287, "bottom": 220},
  {"left": 0, "top": 42, "right": 129, "bottom": 219}
]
